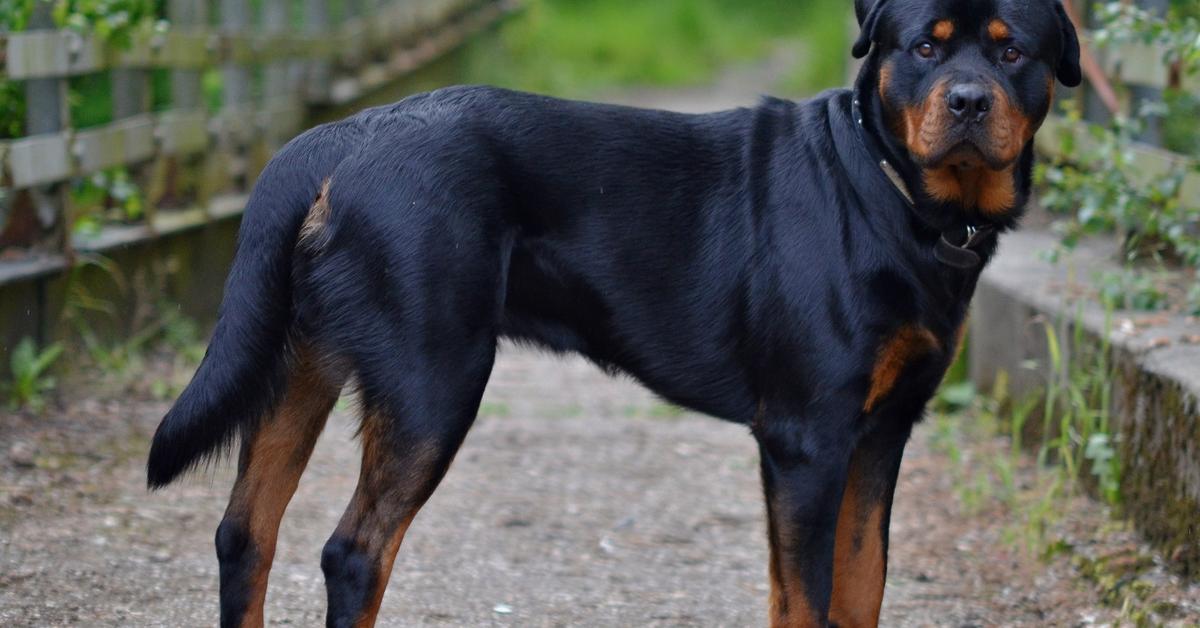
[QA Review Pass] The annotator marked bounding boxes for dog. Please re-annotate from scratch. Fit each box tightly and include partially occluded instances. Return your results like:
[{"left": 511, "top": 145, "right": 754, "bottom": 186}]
[{"left": 147, "top": 0, "right": 1081, "bottom": 625}]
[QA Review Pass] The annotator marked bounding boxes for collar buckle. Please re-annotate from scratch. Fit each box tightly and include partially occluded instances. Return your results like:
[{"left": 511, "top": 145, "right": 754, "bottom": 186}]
[{"left": 935, "top": 224, "right": 995, "bottom": 270}]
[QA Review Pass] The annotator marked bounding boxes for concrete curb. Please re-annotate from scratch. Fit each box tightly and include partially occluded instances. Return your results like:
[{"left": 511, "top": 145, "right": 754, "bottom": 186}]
[{"left": 969, "top": 229, "right": 1200, "bottom": 577}]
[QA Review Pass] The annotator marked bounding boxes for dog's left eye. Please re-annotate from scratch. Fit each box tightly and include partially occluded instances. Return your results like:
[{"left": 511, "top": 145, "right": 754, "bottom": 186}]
[{"left": 1001, "top": 46, "right": 1022, "bottom": 63}]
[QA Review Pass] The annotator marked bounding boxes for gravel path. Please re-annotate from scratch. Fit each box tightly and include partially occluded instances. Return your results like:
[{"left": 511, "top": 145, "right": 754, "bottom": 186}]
[{"left": 3, "top": 345, "right": 1197, "bottom": 627}]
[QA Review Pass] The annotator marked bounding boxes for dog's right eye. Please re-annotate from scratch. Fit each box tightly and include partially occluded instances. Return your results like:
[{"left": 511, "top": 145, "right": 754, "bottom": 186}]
[{"left": 915, "top": 42, "right": 936, "bottom": 59}]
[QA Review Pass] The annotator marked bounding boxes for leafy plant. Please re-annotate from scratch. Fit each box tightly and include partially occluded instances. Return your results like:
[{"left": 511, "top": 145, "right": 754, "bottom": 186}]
[
  {"left": 6, "top": 337, "right": 65, "bottom": 411},
  {"left": 52, "top": 0, "right": 159, "bottom": 48},
  {"left": 70, "top": 167, "right": 146, "bottom": 234},
  {"left": 1094, "top": 269, "right": 1169, "bottom": 311},
  {"left": 1036, "top": 2, "right": 1200, "bottom": 313}
]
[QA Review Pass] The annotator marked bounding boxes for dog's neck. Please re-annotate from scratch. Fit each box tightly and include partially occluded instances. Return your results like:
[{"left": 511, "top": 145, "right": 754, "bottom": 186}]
[{"left": 851, "top": 56, "right": 1030, "bottom": 235}]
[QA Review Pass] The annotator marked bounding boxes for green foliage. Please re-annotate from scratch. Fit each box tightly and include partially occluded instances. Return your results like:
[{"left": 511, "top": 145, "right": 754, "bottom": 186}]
[
  {"left": 6, "top": 337, "right": 65, "bottom": 411},
  {"left": 0, "top": 0, "right": 36, "bottom": 30},
  {"left": 1094, "top": 269, "right": 1169, "bottom": 312},
  {"left": 0, "top": 0, "right": 35, "bottom": 139},
  {"left": 1037, "top": 102, "right": 1200, "bottom": 268},
  {"left": 52, "top": 0, "right": 158, "bottom": 47},
  {"left": 462, "top": 0, "right": 847, "bottom": 96},
  {"left": 70, "top": 167, "right": 146, "bottom": 235},
  {"left": 1092, "top": 2, "right": 1200, "bottom": 75},
  {"left": 1037, "top": 3, "right": 1200, "bottom": 313}
]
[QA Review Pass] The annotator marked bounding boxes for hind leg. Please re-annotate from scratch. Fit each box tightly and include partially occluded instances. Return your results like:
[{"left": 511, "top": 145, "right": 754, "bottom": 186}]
[
  {"left": 321, "top": 342, "right": 495, "bottom": 628},
  {"left": 216, "top": 348, "right": 342, "bottom": 628}
]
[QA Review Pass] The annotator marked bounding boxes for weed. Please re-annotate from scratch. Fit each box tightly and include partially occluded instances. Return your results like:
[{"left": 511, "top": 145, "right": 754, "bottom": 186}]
[{"left": 6, "top": 337, "right": 65, "bottom": 411}]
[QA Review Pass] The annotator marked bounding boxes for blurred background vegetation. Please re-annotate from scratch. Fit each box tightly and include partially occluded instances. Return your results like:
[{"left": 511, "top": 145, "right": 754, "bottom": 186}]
[{"left": 458, "top": 0, "right": 848, "bottom": 96}]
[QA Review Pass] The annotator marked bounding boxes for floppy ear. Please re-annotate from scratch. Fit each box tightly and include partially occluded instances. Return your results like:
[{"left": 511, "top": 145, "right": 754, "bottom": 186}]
[
  {"left": 852, "top": 0, "right": 891, "bottom": 59},
  {"left": 1053, "top": 1, "right": 1082, "bottom": 87}
]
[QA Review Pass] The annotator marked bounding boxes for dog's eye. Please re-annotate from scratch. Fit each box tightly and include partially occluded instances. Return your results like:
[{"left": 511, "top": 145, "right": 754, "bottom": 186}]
[
  {"left": 915, "top": 42, "right": 936, "bottom": 59},
  {"left": 1001, "top": 46, "right": 1022, "bottom": 63}
]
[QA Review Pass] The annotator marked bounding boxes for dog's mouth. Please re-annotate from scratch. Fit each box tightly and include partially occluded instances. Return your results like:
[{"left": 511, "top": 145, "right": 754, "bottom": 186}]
[{"left": 918, "top": 133, "right": 1013, "bottom": 172}]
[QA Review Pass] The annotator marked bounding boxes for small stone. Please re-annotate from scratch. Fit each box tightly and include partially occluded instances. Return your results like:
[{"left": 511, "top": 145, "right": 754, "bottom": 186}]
[
  {"left": 9, "top": 441, "right": 35, "bottom": 468},
  {"left": 150, "top": 550, "right": 173, "bottom": 563},
  {"left": 492, "top": 603, "right": 513, "bottom": 614}
]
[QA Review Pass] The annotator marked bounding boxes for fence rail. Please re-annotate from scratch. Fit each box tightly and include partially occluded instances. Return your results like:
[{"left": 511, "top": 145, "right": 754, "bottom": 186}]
[{"left": 0, "top": 0, "right": 512, "bottom": 287}]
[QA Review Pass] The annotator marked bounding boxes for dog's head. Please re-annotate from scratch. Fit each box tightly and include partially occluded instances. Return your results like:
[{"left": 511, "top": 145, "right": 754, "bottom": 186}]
[{"left": 853, "top": 0, "right": 1080, "bottom": 216}]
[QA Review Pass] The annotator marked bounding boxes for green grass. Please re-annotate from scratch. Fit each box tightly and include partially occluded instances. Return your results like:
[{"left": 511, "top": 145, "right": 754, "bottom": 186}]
[{"left": 461, "top": 0, "right": 849, "bottom": 97}]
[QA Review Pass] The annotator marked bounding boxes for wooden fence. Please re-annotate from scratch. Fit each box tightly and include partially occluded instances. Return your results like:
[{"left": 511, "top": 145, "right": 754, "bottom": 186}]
[{"left": 0, "top": 0, "right": 512, "bottom": 290}]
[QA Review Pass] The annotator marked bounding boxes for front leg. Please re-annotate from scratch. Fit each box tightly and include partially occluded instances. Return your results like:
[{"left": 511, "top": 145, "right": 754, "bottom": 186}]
[
  {"left": 756, "top": 419, "right": 855, "bottom": 628},
  {"left": 829, "top": 420, "right": 912, "bottom": 628}
]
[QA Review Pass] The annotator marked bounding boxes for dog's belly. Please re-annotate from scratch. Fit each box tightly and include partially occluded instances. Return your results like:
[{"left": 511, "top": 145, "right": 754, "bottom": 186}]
[{"left": 497, "top": 239, "right": 758, "bottom": 423}]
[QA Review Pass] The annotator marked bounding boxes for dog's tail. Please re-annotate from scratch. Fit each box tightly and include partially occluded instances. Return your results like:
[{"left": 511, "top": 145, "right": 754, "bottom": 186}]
[{"left": 146, "top": 139, "right": 337, "bottom": 489}]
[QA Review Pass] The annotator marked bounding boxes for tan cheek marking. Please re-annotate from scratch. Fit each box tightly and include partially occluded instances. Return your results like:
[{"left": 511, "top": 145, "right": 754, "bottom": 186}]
[
  {"left": 933, "top": 19, "right": 954, "bottom": 41},
  {"left": 987, "top": 84, "right": 1031, "bottom": 165},
  {"left": 902, "top": 81, "right": 950, "bottom": 161},
  {"left": 988, "top": 19, "right": 1010, "bottom": 41},
  {"left": 864, "top": 325, "right": 940, "bottom": 412}
]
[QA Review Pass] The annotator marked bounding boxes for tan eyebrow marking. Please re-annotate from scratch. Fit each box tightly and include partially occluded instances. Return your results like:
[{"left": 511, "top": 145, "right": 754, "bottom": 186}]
[
  {"left": 988, "top": 18, "right": 1010, "bottom": 41},
  {"left": 932, "top": 19, "right": 954, "bottom": 40}
]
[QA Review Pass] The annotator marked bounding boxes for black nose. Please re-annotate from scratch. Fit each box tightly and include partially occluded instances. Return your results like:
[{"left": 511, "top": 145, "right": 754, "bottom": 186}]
[{"left": 946, "top": 83, "right": 991, "bottom": 121}]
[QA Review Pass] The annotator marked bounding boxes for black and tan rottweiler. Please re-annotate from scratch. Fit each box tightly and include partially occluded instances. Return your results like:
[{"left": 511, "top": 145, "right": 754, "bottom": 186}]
[{"left": 147, "top": 0, "right": 1081, "bottom": 625}]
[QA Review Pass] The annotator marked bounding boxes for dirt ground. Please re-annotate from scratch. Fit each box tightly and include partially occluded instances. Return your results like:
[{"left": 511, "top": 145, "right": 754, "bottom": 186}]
[{"left": 1, "top": 344, "right": 1197, "bottom": 627}]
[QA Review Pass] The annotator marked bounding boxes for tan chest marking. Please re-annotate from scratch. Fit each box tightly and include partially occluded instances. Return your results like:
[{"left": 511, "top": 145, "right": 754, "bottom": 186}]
[{"left": 864, "top": 325, "right": 940, "bottom": 412}]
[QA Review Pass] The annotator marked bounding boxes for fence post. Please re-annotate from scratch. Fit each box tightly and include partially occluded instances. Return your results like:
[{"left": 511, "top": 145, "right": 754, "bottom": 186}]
[
  {"left": 111, "top": 19, "right": 154, "bottom": 223},
  {"left": 16, "top": 1, "right": 70, "bottom": 346},
  {"left": 220, "top": 0, "right": 253, "bottom": 109},
  {"left": 219, "top": 0, "right": 254, "bottom": 190},
  {"left": 263, "top": 0, "right": 291, "bottom": 101},
  {"left": 167, "top": 0, "right": 209, "bottom": 207},
  {"left": 1130, "top": 0, "right": 1168, "bottom": 145},
  {"left": 305, "top": 0, "right": 332, "bottom": 103},
  {"left": 169, "top": 0, "right": 207, "bottom": 110},
  {"left": 22, "top": 1, "right": 68, "bottom": 248},
  {"left": 111, "top": 70, "right": 149, "bottom": 121}
]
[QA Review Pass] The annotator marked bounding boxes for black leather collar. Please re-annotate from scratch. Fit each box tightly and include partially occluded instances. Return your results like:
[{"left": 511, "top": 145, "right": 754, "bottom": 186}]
[{"left": 849, "top": 92, "right": 997, "bottom": 271}]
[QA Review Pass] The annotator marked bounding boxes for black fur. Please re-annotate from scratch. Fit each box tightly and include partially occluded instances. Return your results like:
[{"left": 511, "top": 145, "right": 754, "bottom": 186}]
[
  {"left": 148, "top": 0, "right": 1080, "bottom": 623},
  {"left": 214, "top": 520, "right": 257, "bottom": 628}
]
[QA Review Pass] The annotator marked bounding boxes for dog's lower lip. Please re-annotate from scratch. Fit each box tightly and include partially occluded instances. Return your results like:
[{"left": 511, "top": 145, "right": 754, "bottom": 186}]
[{"left": 927, "top": 141, "right": 990, "bottom": 169}]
